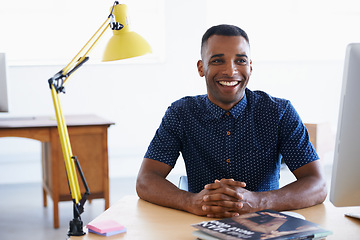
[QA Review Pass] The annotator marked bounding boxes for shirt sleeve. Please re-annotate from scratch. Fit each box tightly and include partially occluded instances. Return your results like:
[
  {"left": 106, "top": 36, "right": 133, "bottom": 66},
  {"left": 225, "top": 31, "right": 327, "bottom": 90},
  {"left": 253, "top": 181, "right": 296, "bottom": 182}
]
[
  {"left": 144, "top": 106, "right": 183, "bottom": 167},
  {"left": 278, "top": 101, "right": 319, "bottom": 171}
]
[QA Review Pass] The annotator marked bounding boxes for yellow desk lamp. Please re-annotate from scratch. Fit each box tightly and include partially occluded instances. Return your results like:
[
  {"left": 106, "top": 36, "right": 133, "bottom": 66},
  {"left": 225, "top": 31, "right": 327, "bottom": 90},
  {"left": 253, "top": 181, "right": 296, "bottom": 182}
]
[{"left": 47, "top": 1, "right": 151, "bottom": 236}]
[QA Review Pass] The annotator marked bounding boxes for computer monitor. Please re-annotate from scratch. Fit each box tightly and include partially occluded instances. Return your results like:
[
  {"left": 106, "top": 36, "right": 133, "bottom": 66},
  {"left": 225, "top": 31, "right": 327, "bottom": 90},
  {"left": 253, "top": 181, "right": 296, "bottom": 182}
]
[
  {"left": 0, "top": 53, "right": 9, "bottom": 113},
  {"left": 330, "top": 43, "right": 360, "bottom": 218}
]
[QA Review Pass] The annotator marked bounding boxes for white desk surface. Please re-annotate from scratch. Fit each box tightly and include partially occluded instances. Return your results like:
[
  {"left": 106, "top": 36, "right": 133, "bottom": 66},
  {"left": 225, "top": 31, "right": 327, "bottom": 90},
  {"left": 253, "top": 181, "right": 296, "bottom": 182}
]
[{"left": 70, "top": 195, "right": 360, "bottom": 240}]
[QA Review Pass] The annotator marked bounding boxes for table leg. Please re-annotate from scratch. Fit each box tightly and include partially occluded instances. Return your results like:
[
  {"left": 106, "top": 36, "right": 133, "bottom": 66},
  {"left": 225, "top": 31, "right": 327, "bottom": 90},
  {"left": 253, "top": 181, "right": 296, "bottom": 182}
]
[
  {"left": 43, "top": 187, "right": 47, "bottom": 207},
  {"left": 53, "top": 199, "right": 59, "bottom": 228}
]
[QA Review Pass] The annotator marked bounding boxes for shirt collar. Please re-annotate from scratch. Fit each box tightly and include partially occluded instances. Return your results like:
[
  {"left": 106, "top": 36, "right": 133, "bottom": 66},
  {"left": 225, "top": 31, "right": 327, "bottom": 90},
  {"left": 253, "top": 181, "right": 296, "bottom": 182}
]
[{"left": 205, "top": 93, "right": 247, "bottom": 119}]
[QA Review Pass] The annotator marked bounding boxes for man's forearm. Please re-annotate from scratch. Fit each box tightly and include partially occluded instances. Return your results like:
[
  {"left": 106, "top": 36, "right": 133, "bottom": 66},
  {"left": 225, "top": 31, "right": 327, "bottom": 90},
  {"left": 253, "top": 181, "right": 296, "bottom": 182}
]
[
  {"left": 136, "top": 173, "right": 195, "bottom": 213},
  {"left": 256, "top": 175, "right": 327, "bottom": 212},
  {"left": 254, "top": 160, "right": 328, "bottom": 212}
]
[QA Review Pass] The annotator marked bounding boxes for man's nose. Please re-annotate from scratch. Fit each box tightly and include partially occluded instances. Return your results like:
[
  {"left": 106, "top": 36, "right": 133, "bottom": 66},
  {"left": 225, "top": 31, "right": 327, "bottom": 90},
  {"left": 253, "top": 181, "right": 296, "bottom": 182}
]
[{"left": 223, "top": 62, "right": 238, "bottom": 76}]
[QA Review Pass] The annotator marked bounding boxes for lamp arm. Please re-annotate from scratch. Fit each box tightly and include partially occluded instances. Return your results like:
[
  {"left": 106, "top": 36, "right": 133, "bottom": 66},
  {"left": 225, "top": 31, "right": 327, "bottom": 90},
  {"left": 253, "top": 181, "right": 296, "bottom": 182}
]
[
  {"left": 48, "top": 17, "right": 110, "bottom": 93},
  {"left": 73, "top": 155, "right": 90, "bottom": 209},
  {"left": 48, "top": 1, "right": 123, "bottom": 90},
  {"left": 48, "top": 8, "right": 115, "bottom": 200},
  {"left": 67, "top": 155, "right": 91, "bottom": 236},
  {"left": 70, "top": 156, "right": 90, "bottom": 221},
  {"left": 47, "top": 1, "right": 121, "bottom": 236},
  {"left": 62, "top": 17, "right": 110, "bottom": 84}
]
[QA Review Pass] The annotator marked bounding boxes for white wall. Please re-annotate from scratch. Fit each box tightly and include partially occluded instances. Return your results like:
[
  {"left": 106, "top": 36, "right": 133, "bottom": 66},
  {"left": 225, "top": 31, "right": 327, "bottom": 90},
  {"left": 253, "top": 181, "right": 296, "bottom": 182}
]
[{"left": 0, "top": 0, "right": 359, "bottom": 183}]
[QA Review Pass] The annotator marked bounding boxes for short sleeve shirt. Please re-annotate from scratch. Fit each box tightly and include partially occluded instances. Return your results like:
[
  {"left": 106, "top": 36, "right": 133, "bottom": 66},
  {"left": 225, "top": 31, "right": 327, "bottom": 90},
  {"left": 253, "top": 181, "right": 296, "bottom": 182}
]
[{"left": 145, "top": 88, "right": 319, "bottom": 193}]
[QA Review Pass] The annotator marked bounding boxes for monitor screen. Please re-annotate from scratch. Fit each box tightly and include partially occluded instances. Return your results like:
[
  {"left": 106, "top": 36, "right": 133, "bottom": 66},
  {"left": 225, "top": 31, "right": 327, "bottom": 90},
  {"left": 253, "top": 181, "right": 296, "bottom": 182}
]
[
  {"left": 330, "top": 43, "right": 360, "bottom": 208},
  {"left": 0, "top": 53, "right": 9, "bottom": 113}
]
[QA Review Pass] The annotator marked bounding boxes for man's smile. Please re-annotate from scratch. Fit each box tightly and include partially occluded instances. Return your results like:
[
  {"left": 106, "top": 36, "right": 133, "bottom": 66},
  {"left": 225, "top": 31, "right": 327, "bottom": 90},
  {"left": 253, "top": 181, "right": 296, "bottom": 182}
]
[{"left": 218, "top": 81, "right": 240, "bottom": 87}]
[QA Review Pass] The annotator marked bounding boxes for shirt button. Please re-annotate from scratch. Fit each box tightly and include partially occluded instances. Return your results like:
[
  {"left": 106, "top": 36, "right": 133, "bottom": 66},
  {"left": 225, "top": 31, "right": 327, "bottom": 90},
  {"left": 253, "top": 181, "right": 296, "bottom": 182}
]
[
  {"left": 226, "top": 159, "right": 231, "bottom": 163},
  {"left": 226, "top": 112, "right": 230, "bottom": 116},
  {"left": 227, "top": 131, "right": 231, "bottom": 136}
]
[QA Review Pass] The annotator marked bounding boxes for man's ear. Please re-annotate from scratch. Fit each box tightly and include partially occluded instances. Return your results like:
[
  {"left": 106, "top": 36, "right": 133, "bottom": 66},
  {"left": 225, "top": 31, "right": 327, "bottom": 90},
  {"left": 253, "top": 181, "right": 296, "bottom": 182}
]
[
  {"left": 249, "top": 59, "right": 253, "bottom": 75},
  {"left": 197, "top": 60, "right": 204, "bottom": 77}
]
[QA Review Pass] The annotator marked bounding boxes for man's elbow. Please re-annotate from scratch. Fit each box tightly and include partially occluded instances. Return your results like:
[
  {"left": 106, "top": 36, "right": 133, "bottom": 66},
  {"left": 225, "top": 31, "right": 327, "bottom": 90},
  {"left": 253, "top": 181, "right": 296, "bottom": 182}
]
[
  {"left": 135, "top": 175, "right": 146, "bottom": 200},
  {"left": 316, "top": 177, "right": 328, "bottom": 204}
]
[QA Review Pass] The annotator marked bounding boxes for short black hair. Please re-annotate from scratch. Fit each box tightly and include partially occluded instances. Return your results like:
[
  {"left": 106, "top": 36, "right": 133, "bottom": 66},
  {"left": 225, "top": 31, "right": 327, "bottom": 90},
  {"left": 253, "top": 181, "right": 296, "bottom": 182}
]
[{"left": 201, "top": 24, "right": 250, "bottom": 54}]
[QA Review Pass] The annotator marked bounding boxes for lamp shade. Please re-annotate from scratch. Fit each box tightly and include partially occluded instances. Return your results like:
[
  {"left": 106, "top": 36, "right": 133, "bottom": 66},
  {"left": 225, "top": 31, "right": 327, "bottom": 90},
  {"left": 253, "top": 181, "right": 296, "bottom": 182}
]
[{"left": 102, "top": 4, "right": 152, "bottom": 61}]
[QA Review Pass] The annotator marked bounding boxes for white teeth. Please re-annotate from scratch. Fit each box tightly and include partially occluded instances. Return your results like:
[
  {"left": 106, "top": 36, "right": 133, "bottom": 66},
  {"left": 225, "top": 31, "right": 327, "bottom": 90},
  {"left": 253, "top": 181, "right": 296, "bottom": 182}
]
[{"left": 219, "top": 81, "right": 239, "bottom": 86}]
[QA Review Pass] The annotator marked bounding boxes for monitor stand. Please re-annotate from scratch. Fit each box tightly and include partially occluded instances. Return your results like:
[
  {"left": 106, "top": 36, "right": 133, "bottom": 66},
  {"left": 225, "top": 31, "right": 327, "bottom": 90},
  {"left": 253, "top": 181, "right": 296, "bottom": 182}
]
[{"left": 345, "top": 212, "right": 360, "bottom": 220}]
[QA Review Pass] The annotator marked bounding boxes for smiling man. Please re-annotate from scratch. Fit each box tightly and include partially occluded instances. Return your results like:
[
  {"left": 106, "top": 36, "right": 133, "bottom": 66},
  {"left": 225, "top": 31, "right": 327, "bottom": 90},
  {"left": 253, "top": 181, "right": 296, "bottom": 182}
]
[{"left": 136, "top": 24, "right": 327, "bottom": 218}]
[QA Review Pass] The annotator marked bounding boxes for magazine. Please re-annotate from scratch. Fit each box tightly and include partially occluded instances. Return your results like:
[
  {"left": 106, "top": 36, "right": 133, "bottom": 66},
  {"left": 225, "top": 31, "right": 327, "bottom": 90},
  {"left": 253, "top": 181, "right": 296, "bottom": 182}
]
[{"left": 192, "top": 209, "right": 332, "bottom": 240}]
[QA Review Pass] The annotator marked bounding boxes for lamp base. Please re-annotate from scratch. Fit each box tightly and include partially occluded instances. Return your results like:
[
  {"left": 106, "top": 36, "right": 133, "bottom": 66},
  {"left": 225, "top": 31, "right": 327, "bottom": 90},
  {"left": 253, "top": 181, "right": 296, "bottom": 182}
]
[{"left": 68, "top": 218, "right": 86, "bottom": 236}]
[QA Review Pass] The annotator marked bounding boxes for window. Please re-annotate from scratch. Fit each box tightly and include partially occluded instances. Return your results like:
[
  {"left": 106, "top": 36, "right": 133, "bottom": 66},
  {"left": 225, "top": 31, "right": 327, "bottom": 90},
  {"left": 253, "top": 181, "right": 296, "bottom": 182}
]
[
  {"left": 0, "top": 0, "right": 165, "bottom": 65},
  {"left": 206, "top": 0, "right": 360, "bottom": 61}
]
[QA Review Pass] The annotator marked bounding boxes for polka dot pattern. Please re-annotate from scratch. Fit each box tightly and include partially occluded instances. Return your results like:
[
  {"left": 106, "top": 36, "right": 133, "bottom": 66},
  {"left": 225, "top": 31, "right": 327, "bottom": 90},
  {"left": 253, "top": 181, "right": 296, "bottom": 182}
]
[{"left": 145, "top": 88, "right": 319, "bottom": 193}]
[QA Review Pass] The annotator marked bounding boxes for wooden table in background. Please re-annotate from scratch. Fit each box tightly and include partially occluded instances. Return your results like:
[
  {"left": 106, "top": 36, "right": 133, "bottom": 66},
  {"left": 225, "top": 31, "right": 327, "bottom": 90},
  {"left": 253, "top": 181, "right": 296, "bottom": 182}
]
[{"left": 0, "top": 115, "right": 114, "bottom": 228}]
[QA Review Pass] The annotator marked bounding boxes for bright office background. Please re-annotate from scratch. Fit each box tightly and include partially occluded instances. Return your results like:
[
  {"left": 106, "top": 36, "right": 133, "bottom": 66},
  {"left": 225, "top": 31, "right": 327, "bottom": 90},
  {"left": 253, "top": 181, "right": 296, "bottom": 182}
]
[{"left": 0, "top": 0, "right": 360, "bottom": 183}]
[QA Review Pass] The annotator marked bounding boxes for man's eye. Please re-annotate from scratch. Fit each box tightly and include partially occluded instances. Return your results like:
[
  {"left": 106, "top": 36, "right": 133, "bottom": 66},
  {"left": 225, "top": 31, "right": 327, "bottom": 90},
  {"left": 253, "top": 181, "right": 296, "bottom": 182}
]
[
  {"left": 236, "top": 59, "right": 248, "bottom": 65},
  {"left": 211, "top": 59, "right": 223, "bottom": 64}
]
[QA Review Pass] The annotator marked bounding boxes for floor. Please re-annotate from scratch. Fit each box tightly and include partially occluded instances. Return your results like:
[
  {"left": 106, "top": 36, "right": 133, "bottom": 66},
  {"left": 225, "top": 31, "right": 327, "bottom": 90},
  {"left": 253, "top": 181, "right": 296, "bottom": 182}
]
[
  {"left": 0, "top": 165, "right": 333, "bottom": 240},
  {"left": 0, "top": 177, "right": 138, "bottom": 240}
]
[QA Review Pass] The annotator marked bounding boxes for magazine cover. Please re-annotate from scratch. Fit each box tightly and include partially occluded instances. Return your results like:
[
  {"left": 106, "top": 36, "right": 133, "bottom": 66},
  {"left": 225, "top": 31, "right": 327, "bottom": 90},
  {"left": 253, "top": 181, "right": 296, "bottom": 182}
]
[{"left": 192, "top": 209, "right": 332, "bottom": 240}]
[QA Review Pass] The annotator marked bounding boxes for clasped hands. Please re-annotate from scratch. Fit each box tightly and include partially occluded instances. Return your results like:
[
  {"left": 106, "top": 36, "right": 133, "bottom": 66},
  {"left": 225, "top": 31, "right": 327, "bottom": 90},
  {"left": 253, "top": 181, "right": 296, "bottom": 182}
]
[{"left": 192, "top": 178, "right": 258, "bottom": 218}]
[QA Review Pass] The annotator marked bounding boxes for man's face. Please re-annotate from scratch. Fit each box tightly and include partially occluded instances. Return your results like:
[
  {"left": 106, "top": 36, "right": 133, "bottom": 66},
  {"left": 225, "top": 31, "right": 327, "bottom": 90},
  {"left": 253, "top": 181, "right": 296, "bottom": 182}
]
[{"left": 197, "top": 35, "right": 252, "bottom": 110}]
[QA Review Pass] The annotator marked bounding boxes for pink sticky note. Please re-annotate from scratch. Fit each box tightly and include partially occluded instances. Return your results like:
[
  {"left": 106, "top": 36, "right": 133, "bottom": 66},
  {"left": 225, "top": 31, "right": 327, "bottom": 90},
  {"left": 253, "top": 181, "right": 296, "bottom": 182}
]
[
  {"left": 88, "top": 228, "right": 127, "bottom": 236},
  {"left": 86, "top": 219, "right": 125, "bottom": 234}
]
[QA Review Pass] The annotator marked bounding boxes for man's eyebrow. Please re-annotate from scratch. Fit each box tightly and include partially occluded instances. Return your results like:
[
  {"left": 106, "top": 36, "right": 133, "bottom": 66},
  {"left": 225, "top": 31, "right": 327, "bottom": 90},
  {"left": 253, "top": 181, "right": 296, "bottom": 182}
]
[
  {"left": 236, "top": 54, "right": 248, "bottom": 58},
  {"left": 210, "top": 53, "right": 248, "bottom": 59},
  {"left": 210, "top": 54, "right": 224, "bottom": 59}
]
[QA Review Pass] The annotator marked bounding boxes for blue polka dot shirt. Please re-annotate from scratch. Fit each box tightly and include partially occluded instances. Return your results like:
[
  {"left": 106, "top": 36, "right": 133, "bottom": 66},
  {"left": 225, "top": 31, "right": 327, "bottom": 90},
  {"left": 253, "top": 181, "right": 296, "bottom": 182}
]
[{"left": 145, "top": 88, "right": 319, "bottom": 193}]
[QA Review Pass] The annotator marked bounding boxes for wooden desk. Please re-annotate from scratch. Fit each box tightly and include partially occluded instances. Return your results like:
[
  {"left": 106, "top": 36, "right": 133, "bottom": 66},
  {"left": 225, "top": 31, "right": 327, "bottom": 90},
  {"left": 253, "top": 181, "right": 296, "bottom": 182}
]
[
  {"left": 0, "top": 115, "right": 114, "bottom": 229},
  {"left": 71, "top": 196, "right": 360, "bottom": 240}
]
